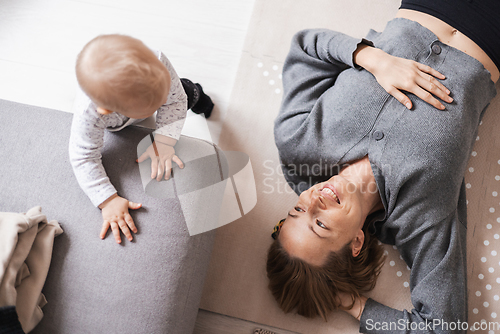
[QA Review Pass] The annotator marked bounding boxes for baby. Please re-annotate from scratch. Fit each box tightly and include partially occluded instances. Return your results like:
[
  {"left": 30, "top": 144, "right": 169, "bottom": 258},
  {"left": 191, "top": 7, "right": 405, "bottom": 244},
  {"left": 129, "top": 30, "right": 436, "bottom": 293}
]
[{"left": 69, "top": 34, "right": 213, "bottom": 244}]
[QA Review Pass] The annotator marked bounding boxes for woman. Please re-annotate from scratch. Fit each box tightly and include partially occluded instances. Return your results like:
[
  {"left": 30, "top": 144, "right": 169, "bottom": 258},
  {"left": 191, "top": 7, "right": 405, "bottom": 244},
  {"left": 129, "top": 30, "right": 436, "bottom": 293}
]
[{"left": 267, "top": 1, "right": 499, "bottom": 333}]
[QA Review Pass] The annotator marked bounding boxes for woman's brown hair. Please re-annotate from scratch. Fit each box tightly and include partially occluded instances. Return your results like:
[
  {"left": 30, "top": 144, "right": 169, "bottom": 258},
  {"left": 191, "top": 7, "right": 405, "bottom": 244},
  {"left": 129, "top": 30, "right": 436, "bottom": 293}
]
[{"left": 266, "top": 223, "right": 385, "bottom": 321}]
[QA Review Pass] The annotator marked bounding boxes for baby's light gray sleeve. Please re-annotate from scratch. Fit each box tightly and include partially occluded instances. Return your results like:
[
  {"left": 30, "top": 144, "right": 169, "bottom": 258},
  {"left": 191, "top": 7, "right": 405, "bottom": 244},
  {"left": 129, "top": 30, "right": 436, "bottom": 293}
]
[
  {"left": 69, "top": 103, "right": 117, "bottom": 207},
  {"left": 154, "top": 51, "right": 188, "bottom": 140}
]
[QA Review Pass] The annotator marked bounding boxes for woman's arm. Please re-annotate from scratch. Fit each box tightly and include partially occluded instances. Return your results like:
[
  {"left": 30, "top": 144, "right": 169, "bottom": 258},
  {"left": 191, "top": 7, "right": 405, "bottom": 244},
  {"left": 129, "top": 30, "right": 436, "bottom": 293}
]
[
  {"left": 278, "top": 29, "right": 365, "bottom": 120},
  {"left": 338, "top": 292, "right": 368, "bottom": 321},
  {"left": 274, "top": 28, "right": 454, "bottom": 193},
  {"left": 279, "top": 29, "right": 451, "bottom": 118},
  {"left": 276, "top": 29, "right": 452, "bottom": 140},
  {"left": 346, "top": 211, "right": 467, "bottom": 334},
  {"left": 354, "top": 45, "right": 453, "bottom": 110}
]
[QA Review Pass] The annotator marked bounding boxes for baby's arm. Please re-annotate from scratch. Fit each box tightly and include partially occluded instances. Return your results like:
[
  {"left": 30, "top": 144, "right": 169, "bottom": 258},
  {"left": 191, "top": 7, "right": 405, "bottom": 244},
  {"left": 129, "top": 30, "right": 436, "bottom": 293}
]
[
  {"left": 155, "top": 51, "right": 188, "bottom": 138},
  {"left": 141, "top": 51, "right": 188, "bottom": 180},
  {"left": 69, "top": 102, "right": 141, "bottom": 243},
  {"left": 69, "top": 105, "right": 117, "bottom": 206}
]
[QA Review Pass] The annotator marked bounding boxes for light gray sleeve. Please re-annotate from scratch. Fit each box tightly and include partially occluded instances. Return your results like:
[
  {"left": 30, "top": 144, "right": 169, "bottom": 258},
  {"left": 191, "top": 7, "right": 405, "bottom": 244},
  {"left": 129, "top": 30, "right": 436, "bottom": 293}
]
[
  {"left": 69, "top": 98, "right": 117, "bottom": 207},
  {"left": 154, "top": 51, "right": 187, "bottom": 140},
  {"left": 274, "top": 29, "right": 372, "bottom": 169},
  {"left": 360, "top": 210, "right": 467, "bottom": 334},
  {"left": 278, "top": 28, "right": 371, "bottom": 119}
]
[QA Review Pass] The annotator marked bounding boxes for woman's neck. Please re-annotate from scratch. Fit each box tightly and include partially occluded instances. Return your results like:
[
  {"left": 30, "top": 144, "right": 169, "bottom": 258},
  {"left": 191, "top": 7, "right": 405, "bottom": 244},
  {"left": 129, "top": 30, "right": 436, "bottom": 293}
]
[{"left": 339, "top": 156, "right": 384, "bottom": 215}]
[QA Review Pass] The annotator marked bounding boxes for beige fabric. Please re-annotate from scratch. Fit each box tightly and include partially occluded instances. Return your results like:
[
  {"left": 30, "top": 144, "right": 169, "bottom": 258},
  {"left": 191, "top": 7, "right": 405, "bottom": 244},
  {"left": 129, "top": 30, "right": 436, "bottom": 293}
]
[
  {"left": 199, "top": 0, "right": 500, "bottom": 332},
  {"left": 0, "top": 206, "right": 63, "bottom": 333}
]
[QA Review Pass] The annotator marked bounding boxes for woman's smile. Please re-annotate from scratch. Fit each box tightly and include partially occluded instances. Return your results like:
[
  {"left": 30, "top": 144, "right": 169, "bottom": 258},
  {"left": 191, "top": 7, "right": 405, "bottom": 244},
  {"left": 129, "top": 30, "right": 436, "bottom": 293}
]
[{"left": 320, "top": 184, "right": 341, "bottom": 204}]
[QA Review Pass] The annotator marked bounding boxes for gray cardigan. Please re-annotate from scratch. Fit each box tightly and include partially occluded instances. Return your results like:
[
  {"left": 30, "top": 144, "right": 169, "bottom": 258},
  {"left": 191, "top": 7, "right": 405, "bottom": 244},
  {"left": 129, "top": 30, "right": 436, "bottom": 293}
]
[{"left": 274, "top": 19, "right": 497, "bottom": 333}]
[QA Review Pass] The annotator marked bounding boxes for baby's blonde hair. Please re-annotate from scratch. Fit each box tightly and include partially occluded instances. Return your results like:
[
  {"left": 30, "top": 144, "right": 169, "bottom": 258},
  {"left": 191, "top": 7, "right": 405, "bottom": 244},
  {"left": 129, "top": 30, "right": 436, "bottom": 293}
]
[{"left": 76, "top": 34, "right": 170, "bottom": 114}]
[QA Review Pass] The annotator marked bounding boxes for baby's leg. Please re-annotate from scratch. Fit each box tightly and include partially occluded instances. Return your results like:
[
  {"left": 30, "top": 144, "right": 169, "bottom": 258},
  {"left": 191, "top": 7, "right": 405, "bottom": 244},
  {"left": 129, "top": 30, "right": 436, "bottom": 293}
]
[{"left": 180, "top": 78, "right": 214, "bottom": 118}]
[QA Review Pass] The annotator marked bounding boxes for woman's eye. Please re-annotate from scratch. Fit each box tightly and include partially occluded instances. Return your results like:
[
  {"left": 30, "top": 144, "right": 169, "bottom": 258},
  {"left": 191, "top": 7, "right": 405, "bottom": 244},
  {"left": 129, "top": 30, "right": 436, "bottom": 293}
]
[
  {"left": 294, "top": 207, "right": 303, "bottom": 212},
  {"left": 316, "top": 220, "right": 327, "bottom": 229}
]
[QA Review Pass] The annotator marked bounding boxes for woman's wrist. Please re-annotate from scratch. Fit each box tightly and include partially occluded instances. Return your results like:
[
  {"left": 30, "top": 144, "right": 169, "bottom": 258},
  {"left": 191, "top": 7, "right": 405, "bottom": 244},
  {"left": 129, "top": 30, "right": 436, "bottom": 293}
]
[
  {"left": 354, "top": 295, "right": 368, "bottom": 321},
  {"left": 353, "top": 44, "right": 385, "bottom": 73},
  {"left": 342, "top": 294, "right": 368, "bottom": 321}
]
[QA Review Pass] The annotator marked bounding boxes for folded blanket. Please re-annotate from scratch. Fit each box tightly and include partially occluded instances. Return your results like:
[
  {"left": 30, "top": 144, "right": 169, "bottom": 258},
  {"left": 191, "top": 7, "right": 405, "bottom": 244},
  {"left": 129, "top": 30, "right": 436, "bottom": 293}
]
[{"left": 0, "top": 207, "right": 63, "bottom": 333}]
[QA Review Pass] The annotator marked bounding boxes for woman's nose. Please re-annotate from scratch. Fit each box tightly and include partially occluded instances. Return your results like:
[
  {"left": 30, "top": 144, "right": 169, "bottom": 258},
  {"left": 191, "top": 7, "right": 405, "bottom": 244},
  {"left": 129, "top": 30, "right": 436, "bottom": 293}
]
[{"left": 308, "top": 191, "right": 326, "bottom": 211}]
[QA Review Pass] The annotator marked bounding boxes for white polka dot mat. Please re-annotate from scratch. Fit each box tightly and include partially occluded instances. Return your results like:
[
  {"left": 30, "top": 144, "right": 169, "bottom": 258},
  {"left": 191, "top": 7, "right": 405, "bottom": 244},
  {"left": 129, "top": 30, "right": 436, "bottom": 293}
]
[
  {"left": 256, "top": 60, "right": 282, "bottom": 96},
  {"left": 385, "top": 245, "right": 411, "bottom": 288},
  {"left": 466, "top": 118, "right": 500, "bottom": 332}
]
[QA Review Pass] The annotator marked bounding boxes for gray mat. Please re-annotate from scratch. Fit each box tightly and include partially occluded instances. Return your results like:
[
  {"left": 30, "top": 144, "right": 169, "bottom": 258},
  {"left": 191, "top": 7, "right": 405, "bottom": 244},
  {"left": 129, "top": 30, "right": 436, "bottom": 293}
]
[{"left": 0, "top": 99, "right": 218, "bottom": 334}]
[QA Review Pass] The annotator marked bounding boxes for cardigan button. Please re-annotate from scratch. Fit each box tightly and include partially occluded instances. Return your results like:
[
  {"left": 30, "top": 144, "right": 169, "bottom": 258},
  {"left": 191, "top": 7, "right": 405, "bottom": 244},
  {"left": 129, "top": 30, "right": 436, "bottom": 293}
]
[
  {"left": 373, "top": 130, "right": 384, "bottom": 140},
  {"left": 431, "top": 43, "right": 442, "bottom": 55}
]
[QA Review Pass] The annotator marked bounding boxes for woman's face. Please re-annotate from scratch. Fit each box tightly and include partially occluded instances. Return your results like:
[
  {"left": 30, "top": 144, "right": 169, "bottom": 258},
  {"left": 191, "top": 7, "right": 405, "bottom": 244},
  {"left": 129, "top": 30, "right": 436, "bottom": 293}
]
[{"left": 279, "top": 174, "right": 367, "bottom": 266}]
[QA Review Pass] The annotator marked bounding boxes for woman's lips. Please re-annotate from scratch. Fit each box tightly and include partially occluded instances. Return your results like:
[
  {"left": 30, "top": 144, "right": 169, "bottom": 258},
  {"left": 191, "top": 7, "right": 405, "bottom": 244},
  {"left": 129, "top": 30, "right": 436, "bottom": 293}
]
[{"left": 320, "top": 184, "right": 340, "bottom": 204}]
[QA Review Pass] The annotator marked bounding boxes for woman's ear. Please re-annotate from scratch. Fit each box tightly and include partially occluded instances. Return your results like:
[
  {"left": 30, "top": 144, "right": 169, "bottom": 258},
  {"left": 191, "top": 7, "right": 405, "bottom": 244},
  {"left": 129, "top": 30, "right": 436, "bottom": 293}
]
[{"left": 351, "top": 229, "right": 365, "bottom": 257}]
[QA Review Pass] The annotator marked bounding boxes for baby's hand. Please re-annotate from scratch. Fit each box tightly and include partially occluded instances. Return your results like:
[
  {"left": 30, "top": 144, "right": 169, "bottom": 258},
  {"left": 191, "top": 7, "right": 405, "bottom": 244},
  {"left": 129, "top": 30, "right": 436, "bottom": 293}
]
[
  {"left": 98, "top": 194, "right": 141, "bottom": 244},
  {"left": 137, "top": 134, "right": 184, "bottom": 181}
]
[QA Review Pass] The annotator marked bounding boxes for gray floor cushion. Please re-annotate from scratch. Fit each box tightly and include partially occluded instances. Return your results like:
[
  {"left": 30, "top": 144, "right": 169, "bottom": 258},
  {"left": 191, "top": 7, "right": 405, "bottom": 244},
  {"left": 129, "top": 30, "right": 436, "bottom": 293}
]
[{"left": 0, "top": 99, "right": 220, "bottom": 334}]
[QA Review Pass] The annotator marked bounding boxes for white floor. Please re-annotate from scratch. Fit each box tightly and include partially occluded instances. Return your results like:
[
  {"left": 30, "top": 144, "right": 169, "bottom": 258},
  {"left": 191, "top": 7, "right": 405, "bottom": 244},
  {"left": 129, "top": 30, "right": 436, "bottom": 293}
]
[{"left": 0, "top": 0, "right": 255, "bottom": 143}]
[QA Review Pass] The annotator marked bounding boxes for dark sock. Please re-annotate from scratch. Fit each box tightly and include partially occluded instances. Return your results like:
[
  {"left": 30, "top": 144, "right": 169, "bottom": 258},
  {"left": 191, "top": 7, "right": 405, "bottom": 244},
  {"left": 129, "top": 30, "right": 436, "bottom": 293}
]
[
  {"left": 180, "top": 78, "right": 198, "bottom": 109},
  {"left": 180, "top": 78, "right": 214, "bottom": 118},
  {"left": 191, "top": 83, "right": 214, "bottom": 118}
]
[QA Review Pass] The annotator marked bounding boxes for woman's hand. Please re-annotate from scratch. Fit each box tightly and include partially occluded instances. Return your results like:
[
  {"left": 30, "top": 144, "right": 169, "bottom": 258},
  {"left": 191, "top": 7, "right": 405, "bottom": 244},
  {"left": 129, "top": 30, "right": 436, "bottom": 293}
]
[{"left": 354, "top": 45, "right": 453, "bottom": 110}]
